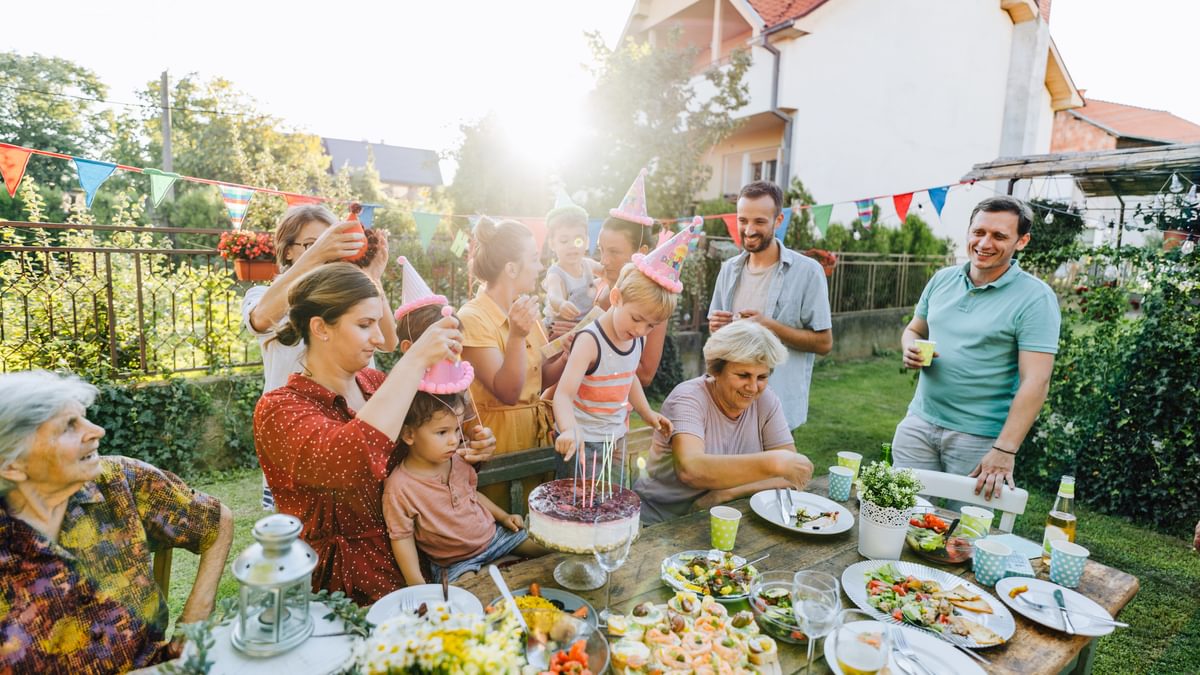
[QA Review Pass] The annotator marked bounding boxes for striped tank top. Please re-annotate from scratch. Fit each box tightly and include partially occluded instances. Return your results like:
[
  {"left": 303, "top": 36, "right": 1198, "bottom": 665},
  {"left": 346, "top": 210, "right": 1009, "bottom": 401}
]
[{"left": 571, "top": 322, "right": 643, "bottom": 442}]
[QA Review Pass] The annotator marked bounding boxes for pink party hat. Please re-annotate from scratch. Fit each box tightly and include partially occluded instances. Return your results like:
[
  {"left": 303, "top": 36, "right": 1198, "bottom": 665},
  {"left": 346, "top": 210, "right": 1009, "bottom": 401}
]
[
  {"left": 633, "top": 216, "right": 702, "bottom": 293},
  {"left": 394, "top": 255, "right": 448, "bottom": 321},
  {"left": 419, "top": 306, "right": 475, "bottom": 394},
  {"left": 609, "top": 168, "right": 654, "bottom": 226}
]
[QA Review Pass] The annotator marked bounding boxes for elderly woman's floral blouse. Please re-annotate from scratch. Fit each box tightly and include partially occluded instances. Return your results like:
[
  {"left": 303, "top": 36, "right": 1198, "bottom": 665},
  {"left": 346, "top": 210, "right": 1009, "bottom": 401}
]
[{"left": 0, "top": 456, "right": 222, "bottom": 673}]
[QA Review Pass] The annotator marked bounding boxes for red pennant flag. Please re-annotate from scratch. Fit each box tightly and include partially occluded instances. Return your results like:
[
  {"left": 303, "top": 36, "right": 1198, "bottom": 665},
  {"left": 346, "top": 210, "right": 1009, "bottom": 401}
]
[
  {"left": 893, "top": 192, "right": 914, "bottom": 222},
  {"left": 284, "top": 194, "right": 323, "bottom": 207},
  {"left": 721, "top": 213, "right": 741, "bottom": 248},
  {"left": 0, "top": 146, "right": 33, "bottom": 198},
  {"left": 519, "top": 217, "right": 548, "bottom": 252}
]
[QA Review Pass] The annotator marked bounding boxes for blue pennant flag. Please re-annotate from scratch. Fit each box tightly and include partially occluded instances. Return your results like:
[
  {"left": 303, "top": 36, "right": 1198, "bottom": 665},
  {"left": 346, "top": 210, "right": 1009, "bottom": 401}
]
[
  {"left": 73, "top": 158, "right": 118, "bottom": 208},
  {"left": 927, "top": 186, "right": 949, "bottom": 218},
  {"left": 776, "top": 207, "right": 793, "bottom": 243},
  {"left": 587, "top": 218, "right": 604, "bottom": 254},
  {"left": 359, "top": 203, "right": 379, "bottom": 228}
]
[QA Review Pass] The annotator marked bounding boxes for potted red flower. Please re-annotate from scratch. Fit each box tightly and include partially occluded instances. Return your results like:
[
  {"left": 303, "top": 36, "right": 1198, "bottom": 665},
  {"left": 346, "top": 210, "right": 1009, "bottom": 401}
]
[{"left": 218, "top": 230, "right": 277, "bottom": 281}]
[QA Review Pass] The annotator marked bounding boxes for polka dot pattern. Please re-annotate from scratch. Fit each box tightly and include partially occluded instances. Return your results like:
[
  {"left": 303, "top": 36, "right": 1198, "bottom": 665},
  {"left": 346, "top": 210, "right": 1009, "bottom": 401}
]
[
  {"left": 1049, "top": 543, "right": 1089, "bottom": 588},
  {"left": 709, "top": 510, "right": 741, "bottom": 551},
  {"left": 972, "top": 541, "right": 1008, "bottom": 586}
]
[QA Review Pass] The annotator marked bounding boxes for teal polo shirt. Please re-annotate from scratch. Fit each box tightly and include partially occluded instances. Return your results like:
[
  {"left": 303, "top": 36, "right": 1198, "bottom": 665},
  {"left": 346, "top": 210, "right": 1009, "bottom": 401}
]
[{"left": 909, "top": 259, "right": 1060, "bottom": 438}]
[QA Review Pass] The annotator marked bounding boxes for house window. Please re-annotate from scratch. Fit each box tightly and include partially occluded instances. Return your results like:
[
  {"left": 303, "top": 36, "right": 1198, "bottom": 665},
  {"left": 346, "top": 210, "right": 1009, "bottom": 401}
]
[{"left": 753, "top": 160, "right": 777, "bottom": 183}]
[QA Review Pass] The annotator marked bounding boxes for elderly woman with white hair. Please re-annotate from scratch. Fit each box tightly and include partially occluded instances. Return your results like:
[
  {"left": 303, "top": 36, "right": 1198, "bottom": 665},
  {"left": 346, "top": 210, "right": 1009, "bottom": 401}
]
[
  {"left": 0, "top": 371, "right": 234, "bottom": 673},
  {"left": 634, "top": 321, "right": 814, "bottom": 524}
]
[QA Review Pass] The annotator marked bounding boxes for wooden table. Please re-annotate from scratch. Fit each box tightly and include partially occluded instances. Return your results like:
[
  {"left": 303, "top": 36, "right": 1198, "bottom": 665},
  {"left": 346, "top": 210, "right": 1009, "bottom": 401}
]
[{"left": 459, "top": 477, "right": 1139, "bottom": 675}]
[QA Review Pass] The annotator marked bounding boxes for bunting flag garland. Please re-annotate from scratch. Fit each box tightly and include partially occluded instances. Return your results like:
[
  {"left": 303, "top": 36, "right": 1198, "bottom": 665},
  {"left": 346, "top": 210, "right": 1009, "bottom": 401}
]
[
  {"left": 811, "top": 204, "right": 833, "bottom": 236},
  {"left": 358, "top": 203, "right": 379, "bottom": 228},
  {"left": 776, "top": 207, "right": 793, "bottom": 242},
  {"left": 893, "top": 192, "right": 913, "bottom": 223},
  {"left": 656, "top": 226, "right": 673, "bottom": 247},
  {"left": 451, "top": 229, "right": 470, "bottom": 258},
  {"left": 927, "top": 186, "right": 949, "bottom": 218},
  {"left": 855, "top": 199, "right": 874, "bottom": 229},
  {"left": 218, "top": 184, "right": 255, "bottom": 229},
  {"left": 413, "top": 211, "right": 441, "bottom": 251},
  {"left": 721, "top": 213, "right": 740, "bottom": 247},
  {"left": 519, "top": 217, "right": 548, "bottom": 252},
  {"left": 0, "top": 146, "right": 32, "bottom": 198},
  {"left": 467, "top": 214, "right": 482, "bottom": 229},
  {"left": 143, "top": 168, "right": 181, "bottom": 208},
  {"left": 586, "top": 218, "right": 603, "bottom": 254},
  {"left": 284, "top": 194, "right": 324, "bottom": 208},
  {"left": 74, "top": 158, "right": 118, "bottom": 208}
]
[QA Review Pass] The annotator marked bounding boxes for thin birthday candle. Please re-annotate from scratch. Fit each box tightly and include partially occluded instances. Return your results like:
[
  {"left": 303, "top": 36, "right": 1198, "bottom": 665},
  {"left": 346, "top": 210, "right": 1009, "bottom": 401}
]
[
  {"left": 591, "top": 447, "right": 599, "bottom": 508},
  {"left": 572, "top": 442, "right": 579, "bottom": 506}
]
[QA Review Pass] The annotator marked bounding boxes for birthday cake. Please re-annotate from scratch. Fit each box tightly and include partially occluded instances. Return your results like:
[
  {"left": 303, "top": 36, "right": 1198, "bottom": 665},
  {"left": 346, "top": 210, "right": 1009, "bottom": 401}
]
[{"left": 527, "top": 479, "right": 641, "bottom": 555}]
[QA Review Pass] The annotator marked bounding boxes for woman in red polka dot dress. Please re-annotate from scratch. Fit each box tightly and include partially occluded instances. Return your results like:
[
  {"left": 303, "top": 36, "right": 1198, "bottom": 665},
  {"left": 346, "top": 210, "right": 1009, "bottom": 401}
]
[{"left": 253, "top": 263, "right": 466, "bottom": 605}]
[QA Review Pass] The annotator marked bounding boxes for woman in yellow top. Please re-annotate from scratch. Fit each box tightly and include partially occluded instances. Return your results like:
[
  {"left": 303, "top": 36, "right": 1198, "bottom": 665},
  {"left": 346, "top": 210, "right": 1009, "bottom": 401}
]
[{"left": 459, "top": 218, "right": 571, "bottom": 506}]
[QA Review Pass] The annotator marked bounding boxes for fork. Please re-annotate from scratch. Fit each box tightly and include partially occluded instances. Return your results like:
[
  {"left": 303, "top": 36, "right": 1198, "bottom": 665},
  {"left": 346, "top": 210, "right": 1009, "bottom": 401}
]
[
  {"left": 891, "top": 626, "right": 934, "bottom": 675},
  {"left": 935, "top": 631, "right": 992, "bottom": 666}
]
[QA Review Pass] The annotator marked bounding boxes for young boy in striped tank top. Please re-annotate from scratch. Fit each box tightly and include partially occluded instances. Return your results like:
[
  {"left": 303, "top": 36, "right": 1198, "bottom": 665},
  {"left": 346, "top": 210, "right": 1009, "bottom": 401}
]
[{"left": 552, "top": 263, "right": 677, "bottom": 483}]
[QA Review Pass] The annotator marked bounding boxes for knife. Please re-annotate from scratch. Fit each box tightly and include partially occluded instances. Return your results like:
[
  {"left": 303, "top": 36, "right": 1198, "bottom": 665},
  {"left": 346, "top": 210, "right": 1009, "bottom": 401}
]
[
  {"left": 1016, "top": 593, "right": 1127, "bottom": 626},
  {"left": 775, "top": 489, "right": 788, "bottom": 525},
  {"left": 1054, "top": 589, "right": 1076, "bottom": 635}
]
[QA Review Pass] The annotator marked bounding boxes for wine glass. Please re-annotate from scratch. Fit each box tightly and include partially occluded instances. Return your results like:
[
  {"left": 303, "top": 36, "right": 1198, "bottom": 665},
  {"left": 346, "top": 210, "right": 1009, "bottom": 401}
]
[
  {"left": 792, "top": 570, "right": 841, "bottom": 675},
  {"left": 828, "top": 609, "right": 890, "bottom": 675},
  {"left": 592, "top": 515, "right": 637, "bottom": 626}
]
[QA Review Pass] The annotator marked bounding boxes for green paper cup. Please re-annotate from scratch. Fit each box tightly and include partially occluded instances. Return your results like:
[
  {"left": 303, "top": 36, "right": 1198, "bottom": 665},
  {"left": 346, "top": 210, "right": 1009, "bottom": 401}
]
[
  {"left": 828, "top": 466, "right": 854, "bottom": 501},
  {"left": 972, "top": 538, "right": 1012, "bottom": 586},
  {"left": 1049, "top": 540, "right": 1089, "bottom": 588},
  {"left": 836, "top": 451, "right": 862, "bottom": 479},
  {"left": 914, "top": 339, "right": 936, "bottom": 366},
  {"left": 710, "top": 506, "right": 741, "bottom": 551},
  {"left": 960, "top": 506, "right": 995, "bottom": 536}
]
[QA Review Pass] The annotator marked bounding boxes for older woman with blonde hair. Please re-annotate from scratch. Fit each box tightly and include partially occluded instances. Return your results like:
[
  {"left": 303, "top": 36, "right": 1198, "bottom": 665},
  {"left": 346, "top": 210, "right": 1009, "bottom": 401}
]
[
  {"left": 0, "top": 370, "right": 234, "bottom": 673},
  {"left": 634, "top": 320, "right": 815, "bottom": 524}
]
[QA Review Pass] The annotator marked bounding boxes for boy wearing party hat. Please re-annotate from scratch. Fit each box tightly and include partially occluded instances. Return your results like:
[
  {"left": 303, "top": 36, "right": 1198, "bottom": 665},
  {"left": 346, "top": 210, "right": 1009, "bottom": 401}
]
[
  {"left": 550, "top": 209, "right": 703, "bottom": 485},
  {"left": 542, "top": 188, "right": 603, "bottom": 327}
]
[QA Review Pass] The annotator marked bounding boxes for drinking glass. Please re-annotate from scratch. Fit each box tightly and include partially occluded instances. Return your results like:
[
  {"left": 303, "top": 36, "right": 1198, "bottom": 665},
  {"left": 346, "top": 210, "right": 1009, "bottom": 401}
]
[
  {"left": 592, "top": 515, "right": 637, "bottom": 626},
  {"left": 828, "top": 609, "right": 889, "bottom": 675},
  {"left": 792, "top": 570, "right": 841, "bottom": 675}
]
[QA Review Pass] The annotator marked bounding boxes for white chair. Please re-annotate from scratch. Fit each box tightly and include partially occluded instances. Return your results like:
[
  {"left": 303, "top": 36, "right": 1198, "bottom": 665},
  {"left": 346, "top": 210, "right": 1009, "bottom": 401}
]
[{"left": 911, "top": 469, "right": 1029, "bottom": 532}]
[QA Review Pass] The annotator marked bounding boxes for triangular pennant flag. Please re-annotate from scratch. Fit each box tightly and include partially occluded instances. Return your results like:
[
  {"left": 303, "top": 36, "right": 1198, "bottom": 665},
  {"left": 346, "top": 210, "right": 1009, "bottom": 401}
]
[
  {"left": 855, "top": 199, "right": 873, "bottom": 229},
  {"left": 893, "top": 192, "right": 913, "bottom": 222},
  {"left": 451, "top": 230, "right": 470, "bottom": 258},
  {"left": 142, "top": 168, "right": 181, "bottom": 208},
  {"left": 73, "top": 158, "right": 118, "bottom": 208},
  {"left": 359, "top": 203, "right": 378, "bottom": 229},
  {"left": 284, "top": 193, "right": 323, "bottom": 208},
  {"left": 811, "top": 204, "right": 833, "bottom": 237},
  {"left": 218, "top": 184, "right": 255, "bottom": 229},
  {"left": 468, "top": 214, "right": 482, "bottom": 228},
  {"left": 776, "top": 207, "right": 793, "bottom": 242},
  {"left": 0, "top": 146, "right": 33, "bottom": 198},
  {"left": 721, "top": 213, "right": 740, "bottom": 248},
  {"left": 519, "top": 217, "right": 547, "bottom": 252},
  {"left": 586, "top": 218, "right": 603, "bottom": 254},
  {"left": 413, "top": 211, "right": 441, "bottom": 251},
  {"left": 927, "top": 186, "right": 949, "bottom": 218}
]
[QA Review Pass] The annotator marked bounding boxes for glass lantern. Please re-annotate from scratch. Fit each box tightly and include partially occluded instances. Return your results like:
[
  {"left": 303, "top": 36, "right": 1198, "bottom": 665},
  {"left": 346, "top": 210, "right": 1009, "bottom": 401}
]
[{"left": 230, "top": 514, "right": 319, "bottom": 657}]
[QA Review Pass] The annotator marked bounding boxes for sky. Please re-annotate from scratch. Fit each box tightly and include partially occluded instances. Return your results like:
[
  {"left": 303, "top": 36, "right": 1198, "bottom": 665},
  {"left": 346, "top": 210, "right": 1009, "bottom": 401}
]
[{"left": 3, "top": 0, "right": 1197, "bottom": 183}]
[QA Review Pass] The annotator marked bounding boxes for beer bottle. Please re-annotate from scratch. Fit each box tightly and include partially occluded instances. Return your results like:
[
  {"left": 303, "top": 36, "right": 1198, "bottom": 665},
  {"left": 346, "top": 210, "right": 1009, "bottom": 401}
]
[
  {"left": 1041, "top": 475, "right": 1077, "bottom": 563},
  {"left": 880, "top": 442, "right": 892, "bottom": 465}
]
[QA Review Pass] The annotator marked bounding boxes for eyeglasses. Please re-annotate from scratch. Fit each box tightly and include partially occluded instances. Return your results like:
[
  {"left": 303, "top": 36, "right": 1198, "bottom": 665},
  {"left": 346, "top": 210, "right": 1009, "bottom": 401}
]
[{"left": 289, "top": 240, "right": 317, "bottom": 251}]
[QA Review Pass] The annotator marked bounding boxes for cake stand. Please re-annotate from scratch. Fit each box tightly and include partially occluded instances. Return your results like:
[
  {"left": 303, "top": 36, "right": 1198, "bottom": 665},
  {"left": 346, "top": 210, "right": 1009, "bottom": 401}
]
[{"left": 552, "top": 553, "right": 607, "bottom": 591}]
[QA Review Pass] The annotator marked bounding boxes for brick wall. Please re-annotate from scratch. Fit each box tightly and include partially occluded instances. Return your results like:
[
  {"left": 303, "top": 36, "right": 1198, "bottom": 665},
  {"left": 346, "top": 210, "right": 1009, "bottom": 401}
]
[{"left": 1050, "top": 111, "right": 1115, "bottom": 153}]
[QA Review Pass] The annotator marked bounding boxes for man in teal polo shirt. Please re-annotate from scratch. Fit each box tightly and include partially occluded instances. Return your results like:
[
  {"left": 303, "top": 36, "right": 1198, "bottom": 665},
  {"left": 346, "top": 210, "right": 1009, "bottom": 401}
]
[{"left": 893, "top": 196, "right": 1060, "bottom": 500}]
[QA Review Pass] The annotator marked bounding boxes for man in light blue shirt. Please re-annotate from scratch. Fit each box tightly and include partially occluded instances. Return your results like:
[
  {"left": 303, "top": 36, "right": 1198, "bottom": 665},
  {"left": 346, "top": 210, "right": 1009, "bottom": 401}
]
[
  {"left": 709, "top": 181, "right": 833, "bottom": 429},
  {"left": 894, "top": 196, "right": 1060, "bottom": 500}
]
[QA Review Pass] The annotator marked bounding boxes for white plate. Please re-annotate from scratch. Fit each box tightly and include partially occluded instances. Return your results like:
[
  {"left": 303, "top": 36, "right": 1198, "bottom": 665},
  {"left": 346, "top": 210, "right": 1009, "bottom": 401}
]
[
  {"left": 660, "top": 549, "right": 756, "bottom": 601},
  {"left": 367, "top": 584, "right": 483, "bottom": 624},
  {"left": 841, "top": 560, "right": 1016, "bottom": 648},
  {"left": 995, "top": 577, "right": 1116, "bottom": 637},
  {"left": 823, "top": 620, "right": 985, "bottom": 675},
  {"left": 750, "top": 489, "right": 855, "bottom": 535},
  {"left": 486, "top": 586, "right": 599, "bottom": 629}
]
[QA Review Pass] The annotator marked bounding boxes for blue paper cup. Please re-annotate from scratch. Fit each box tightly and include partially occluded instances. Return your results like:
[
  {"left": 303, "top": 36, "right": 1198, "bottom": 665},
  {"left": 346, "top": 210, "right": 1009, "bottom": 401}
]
[
  {"left": 972, "top": 538, "right": 1012, "bottom": 586},
  {"left": 828, "top": 466, "right": 854, "bottom": 501},
  {"left": 1049, "top": 540, "right": 1089, "bottom": 588}
]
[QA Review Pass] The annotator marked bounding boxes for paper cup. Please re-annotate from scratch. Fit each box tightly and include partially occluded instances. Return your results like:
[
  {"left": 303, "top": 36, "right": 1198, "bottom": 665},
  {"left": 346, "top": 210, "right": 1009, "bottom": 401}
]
[
  {"left": 710, "top": 506, "right": 741, "bottom": 551},
  {"left": 973, "top": 538, "right": 1012, "bottom": 586},
  {"left": 914, "top": 339, "right": 936, "bottom": 366},
  {"left": 828, "top": 466, "right": 854, "bottom": 501},
  {"left": 959, "top": 506, "right": 995, "bottom": 536},
  {"left": 836, "top": 451, "right": 863, "bottom": 479},
  {"left": 1049, "top": 540, "right": 1089, "bottom": 588}
]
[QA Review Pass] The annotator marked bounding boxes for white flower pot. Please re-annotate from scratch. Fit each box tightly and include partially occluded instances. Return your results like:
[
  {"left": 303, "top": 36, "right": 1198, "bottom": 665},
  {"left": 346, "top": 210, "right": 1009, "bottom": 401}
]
[{"left": 858, "top": 500, "right": 912, "bottom": 560}]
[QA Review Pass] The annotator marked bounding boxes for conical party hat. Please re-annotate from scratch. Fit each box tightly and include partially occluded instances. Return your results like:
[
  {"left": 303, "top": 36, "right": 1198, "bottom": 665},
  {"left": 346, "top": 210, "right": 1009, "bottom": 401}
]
[
  {"left": 546, "top": 187, "right": 588, "bottom": 226},
  {"left": 419, "top": 306, "right": 475, "bottom": 394},
  {"left": 633, "top": 216, "right": 703, "bottom": 293},
  {"left": 609, "top": 168, "right": 654, "bottom": 226},
  {"left": 393, "top": 255, "right": 448, "bottom": 321}
]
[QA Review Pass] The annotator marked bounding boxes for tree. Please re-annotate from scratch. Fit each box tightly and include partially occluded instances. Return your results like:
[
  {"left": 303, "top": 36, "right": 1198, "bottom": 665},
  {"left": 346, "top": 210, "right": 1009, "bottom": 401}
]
[
  {"left": 565, "top": 31, "right": 750, "bottom": 220},
  {"left": 447, "top": 111, "right": 550, "bottom": 217}
]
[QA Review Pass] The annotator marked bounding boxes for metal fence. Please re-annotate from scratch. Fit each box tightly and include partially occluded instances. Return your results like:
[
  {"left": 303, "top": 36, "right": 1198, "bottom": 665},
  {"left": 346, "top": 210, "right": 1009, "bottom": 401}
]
[{"left": 827, "top": 252, "right": 952, "bottom": 314}]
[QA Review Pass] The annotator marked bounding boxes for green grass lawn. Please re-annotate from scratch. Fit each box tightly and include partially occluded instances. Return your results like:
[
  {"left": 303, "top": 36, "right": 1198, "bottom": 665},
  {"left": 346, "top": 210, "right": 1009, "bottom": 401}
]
[{"left": 166, "top": 356, "right": 1199, "bottom": 673}]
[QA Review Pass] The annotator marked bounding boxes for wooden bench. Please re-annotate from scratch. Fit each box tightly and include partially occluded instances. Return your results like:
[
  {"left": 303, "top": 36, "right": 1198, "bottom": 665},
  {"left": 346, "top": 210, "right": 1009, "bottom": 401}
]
[{"left": 476, "top": 427, "right": 654, "bottom": 516}]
